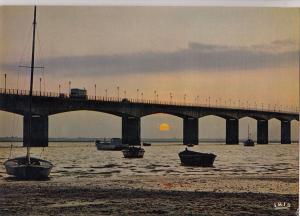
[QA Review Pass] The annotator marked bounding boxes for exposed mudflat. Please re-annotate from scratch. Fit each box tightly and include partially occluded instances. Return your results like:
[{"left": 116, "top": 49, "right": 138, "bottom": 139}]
[{"left": 0, "top": 176, "right": 298, "bottom": 216}]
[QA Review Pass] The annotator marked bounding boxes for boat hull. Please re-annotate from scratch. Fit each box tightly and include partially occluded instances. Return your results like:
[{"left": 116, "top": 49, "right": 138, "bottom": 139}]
[
  {"left": 96, "top": 144, "right": 127, "bottom": 151},
  {"left": 244, "top": 139, "right": 255, "bottom": 146},
  {"left": 95, "top": 139, "right": 128, "bottom": 151},
  {"left": 179, "top": 150, "right": 216, "bottom": 167},
  {"left": 4, "top": 157, "right": 53, "bottom": 179},
  {"left": 122, "top": 147, "right": 145, "bottom": 158}
]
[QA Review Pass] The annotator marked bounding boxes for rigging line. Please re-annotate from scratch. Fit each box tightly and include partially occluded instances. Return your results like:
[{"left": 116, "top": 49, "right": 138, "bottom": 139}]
[
  {"left": 36, "top": 28, "right": 46, "bottom": 93},
  {"left": 8, "top": 25, "right": 32, "bottom": 150},
  {"left": 40, "top": 147, "right": 45, "bottom": 158},
  {"left": 18, "top": 25, "right": 33, "bottom": 90},
  {"left": 8, "top": 143, "right": 13, "bottom": 159}
]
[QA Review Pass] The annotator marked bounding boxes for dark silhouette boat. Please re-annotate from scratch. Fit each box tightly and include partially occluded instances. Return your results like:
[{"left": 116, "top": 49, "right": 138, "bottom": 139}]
[
  {"left": 178, "top": 148, "right": 216, "bottom": 167},
  {"left": 142, "top": 142, "right": 151, "bottom": 146},
  {"left": 4, "top": 6, "right": 53, "bottom": 179},
  {"left": 95, "top": 138, "right": 128, "bottom": 150},
  {"left": 122, "top": 146, "right": 145, "bottom": 158},
  {"left": 244, "top": 125, "right": 255, "bottom": 147}
]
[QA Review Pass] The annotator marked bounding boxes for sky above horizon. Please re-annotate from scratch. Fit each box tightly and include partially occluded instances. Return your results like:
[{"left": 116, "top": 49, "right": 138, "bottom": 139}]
[{"left": 0, "top": 6, "right": 299, "bottom": 139}]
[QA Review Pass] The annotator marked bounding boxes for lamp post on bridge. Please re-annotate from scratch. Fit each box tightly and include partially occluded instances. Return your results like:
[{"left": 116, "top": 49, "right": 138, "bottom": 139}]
[
  {"left": 141, "top": 92, "right": 144, "bottom": 101},
  {"left": 117, "top": 86, "right": 120, "bottom": 100},
  {"left": 39, "top": 77, "right": 42, "bottom": 96},
  {"left": 94, "top": 84, "right": 97, "bottom": 100},
  {"left": 136, "top": 89, "right": 139, "bottom": 100},
  {"left": 184, "top": 94, "right": 186, "bottom": 104},
  {"left": 68, "top": 81, "right": 71, "bottom": 94},
  {"left": 59, "top": 84, "right": 61, "bottom": 94},
  {"left": 105, "top": 89, "right": 107, "bottom": 100},
  {"left": 238, "top": 99, "right": 240, "bottom": 108},
  {"left": 170, "top": 92, "right": 173, "bottom": 103},
  {"left": 4, "top": 73, "right": 6, "bottom": 93},
  {"left": 208, "top": 96, "right": 211, "bottom": 107},
  {"left": 154, "top": 90, "right": 157, "bottom": 101}
]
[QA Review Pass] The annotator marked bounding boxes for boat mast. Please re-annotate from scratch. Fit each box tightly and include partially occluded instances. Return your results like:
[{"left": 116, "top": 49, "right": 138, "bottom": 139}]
[
  {"left": 27, "top": 6, "right": 37, "bottom": 164},
  {"left": 247, "top": 124, "right": 250, "bottom": 139}
]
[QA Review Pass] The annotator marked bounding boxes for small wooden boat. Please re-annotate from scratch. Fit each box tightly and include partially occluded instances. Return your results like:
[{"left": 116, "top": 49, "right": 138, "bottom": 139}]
[
  {"left": 122, "top": 146, "right": 145, "bottom": 158},
  {"left": 244, "top": 125, "right": 255, "bottom": 147},
  {"left": 244, "top": 139, "right": 255, "bottom": 146},
  {"left": 142, "top": 142, "right": 151, "bottom": 146},
  {"left": 4, "top": 156, "right": 53, "bottom": 179},
  {"left": 178, "top": 148, "right": 216, "bottom": 167}
]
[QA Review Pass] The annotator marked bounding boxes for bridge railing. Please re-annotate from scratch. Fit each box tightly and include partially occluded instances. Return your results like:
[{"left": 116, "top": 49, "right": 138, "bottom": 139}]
[{"left": 0, "top": 88, "right": 299, "bottom": 114}]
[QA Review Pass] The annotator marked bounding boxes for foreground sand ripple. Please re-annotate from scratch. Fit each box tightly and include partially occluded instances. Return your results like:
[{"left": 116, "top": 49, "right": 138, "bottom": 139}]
[{"left": 0, "top": 177, "right": 298, "bottom": 216}]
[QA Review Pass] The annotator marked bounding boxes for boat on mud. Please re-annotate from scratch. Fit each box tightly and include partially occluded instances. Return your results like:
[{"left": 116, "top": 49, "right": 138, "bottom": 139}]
[
  {"left": 178, "top": 148, "right": 216, "bottom": 167},
  {"left": 122, "top": 146, "right": 145, "bottom": 158}
]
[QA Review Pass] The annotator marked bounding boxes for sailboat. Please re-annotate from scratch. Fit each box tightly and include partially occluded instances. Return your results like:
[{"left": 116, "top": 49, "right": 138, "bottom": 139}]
[
  {"left": 244, "top": 125, "right": 255, "bottom": 147},
  {"left": 4, "top": 6, "right": 53, "bottom": 179}
]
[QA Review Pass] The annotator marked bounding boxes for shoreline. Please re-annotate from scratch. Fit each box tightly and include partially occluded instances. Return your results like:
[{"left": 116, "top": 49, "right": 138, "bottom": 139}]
[{"left": 0, "top": 175, "right": 298, "bottom": 215}]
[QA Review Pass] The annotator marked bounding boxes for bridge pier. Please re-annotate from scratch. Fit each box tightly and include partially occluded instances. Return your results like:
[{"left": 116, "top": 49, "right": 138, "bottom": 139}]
[
  {"left": 183, "top": 117, "right": 198, "bottom": 145},
  {"left": 281, "top": 120, "right": 291, "bottom": 144},
  {"left": 122, "top": 115, "right": 141, "bottom": 145},
  {"left": 257, "top": 119, "right": 268, "bottom": 144},
  {"left": 23, "top": 114, "right": 48, "bottom": 147},
  {"left": 226, "top": 118, "right": 239, "bottom": 144}
]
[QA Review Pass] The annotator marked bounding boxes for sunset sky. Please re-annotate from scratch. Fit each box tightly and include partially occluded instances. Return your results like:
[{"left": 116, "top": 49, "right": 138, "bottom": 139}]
[{"left": 0, "top": 6, "right": 299, "bottom": 140}]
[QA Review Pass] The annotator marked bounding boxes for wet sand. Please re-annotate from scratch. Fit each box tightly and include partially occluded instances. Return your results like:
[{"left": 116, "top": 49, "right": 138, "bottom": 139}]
[{"left": 0, "top": 175, "right": 298, "bottom": 216}]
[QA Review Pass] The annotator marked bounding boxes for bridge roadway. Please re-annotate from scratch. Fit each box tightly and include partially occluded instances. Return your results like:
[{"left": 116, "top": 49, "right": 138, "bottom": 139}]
[{"left": 0, "top": 88, "right": 298, "bottom": 147}]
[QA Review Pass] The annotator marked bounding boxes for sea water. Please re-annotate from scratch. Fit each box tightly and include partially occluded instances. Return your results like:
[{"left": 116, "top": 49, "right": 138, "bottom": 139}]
[{"left": 0, "top": 142, "right": 298, "bottom": 179}]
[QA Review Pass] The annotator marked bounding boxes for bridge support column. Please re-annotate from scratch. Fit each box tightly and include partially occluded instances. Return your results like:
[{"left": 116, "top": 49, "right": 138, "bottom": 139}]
[
  {"left": 257, "top": 119, "right": 268, "bottom": 144},
  {"left": 183, "top": 117, "right": 198, "bottom": 145},
  {"left": 23, "top": 114, "right": 48, "bottom": 147},
  {"left": 122, "top": 115, "right": 141, "bottom": 145},
  {"left": 226, "top": 118, "right": 239, "bottom": 144},
  {"left": 281, "top": 120, "right": 291, "bottom": 144}
]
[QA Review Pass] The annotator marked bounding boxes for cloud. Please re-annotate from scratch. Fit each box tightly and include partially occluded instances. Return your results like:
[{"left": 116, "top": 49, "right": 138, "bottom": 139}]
[{"left": 1, "top": 39, "right": 298, "bottom": 76}]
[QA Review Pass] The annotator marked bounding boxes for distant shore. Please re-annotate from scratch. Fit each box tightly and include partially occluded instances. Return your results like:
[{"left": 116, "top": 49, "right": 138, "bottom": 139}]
[{"left": 0, "top": 137, "right": 298, "bottom": 143}]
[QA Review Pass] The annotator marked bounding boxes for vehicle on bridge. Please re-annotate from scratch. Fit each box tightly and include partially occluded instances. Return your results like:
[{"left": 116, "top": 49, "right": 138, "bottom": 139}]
[{"left": 70, "top": 88, "right": 87, "bottom": 99}]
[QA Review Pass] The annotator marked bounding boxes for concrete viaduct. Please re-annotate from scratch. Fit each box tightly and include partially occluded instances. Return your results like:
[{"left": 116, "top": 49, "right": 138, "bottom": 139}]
[{"left": 0, "top": 89, "right": 298, "bottom": 147}]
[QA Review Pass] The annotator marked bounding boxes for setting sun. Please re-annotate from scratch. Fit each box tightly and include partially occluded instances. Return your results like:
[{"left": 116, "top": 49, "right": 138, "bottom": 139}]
[{"left": 159, "top": 123, "right": 170, "bottom": 131}]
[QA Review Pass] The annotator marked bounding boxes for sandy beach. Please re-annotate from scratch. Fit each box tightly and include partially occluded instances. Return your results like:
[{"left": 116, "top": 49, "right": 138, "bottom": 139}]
[{"left": 0, "top": 175, "right": 298, "bottom": 216}]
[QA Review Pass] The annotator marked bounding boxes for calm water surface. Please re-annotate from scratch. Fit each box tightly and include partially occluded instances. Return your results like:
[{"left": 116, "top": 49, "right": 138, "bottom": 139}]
[{"left": 0, "top": 142, "right": 298, "bottom": 178}]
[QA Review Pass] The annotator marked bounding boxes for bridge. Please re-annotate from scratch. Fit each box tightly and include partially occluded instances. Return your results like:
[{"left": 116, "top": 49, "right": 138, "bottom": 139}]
[{"left": 0, "top": 88, "right": 298, "bottom": 147}]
